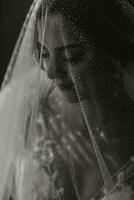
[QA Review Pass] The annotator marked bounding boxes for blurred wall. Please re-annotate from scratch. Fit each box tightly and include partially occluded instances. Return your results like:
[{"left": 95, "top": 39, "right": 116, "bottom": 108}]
[{"left": 1, "top": 0, "right": 33, "bottom": 84}]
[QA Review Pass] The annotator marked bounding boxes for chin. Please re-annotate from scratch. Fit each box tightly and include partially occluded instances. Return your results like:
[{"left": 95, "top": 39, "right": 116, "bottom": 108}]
[
  {"left": 62, "top": 89, "right": 87, "bottom": 104},
  {"left": 65, "top": 93, "right": 79, "bottom": 103},
  {"left": 56, "top": 84, "right": 88, "bottom": 103}
]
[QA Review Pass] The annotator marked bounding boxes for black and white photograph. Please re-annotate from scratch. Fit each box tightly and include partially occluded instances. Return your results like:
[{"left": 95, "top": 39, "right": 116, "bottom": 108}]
[{"left": 1, "top": 1, "right": 134, "bottom": 199}]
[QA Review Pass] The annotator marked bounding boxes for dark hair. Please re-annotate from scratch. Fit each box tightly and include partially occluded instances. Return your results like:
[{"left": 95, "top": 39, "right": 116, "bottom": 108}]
[{"left": 37, "top": 0, "right": 134, "bottom": 62}]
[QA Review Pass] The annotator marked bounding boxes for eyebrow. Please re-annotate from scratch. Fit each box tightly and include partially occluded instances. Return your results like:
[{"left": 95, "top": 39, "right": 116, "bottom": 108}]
[{"left": 37, "top": 41, "right": 83, "bottom": 52}]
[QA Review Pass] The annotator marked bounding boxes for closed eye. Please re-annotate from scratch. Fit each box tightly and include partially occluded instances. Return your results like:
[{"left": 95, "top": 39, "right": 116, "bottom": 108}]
[{"left": 36, "top": 41, "right": 50, "bottom": 60}]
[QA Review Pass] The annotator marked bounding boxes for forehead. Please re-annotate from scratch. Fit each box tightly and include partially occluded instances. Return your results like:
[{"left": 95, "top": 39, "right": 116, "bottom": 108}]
[{"left": 37, "top": 14, "right": 85, "bottom": 49}]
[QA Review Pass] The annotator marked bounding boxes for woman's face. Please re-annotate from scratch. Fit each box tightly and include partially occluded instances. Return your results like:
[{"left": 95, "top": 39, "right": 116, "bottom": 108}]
[{"left": 37, "top": 14, "right": 94, "bottom": 103}]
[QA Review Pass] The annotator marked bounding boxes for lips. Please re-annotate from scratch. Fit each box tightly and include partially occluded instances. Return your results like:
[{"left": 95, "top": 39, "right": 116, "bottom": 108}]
[{"left": 56, "top": 81, "right": 74, "bottom": 91}]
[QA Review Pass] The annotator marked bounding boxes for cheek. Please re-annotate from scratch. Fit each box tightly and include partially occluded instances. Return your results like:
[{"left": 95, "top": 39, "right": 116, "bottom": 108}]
[
  {"left": 73, "top": 60, "right": 91, "bottom": 85},
  {"left": 70, "top": 62, "right": 92, "bottom": 97}
]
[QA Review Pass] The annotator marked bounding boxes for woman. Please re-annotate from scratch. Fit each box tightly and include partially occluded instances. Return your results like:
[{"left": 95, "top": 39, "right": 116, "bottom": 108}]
[
  {"left": 1, "top": 0, "right": 134, "bottom": 199},
  {"left": 32, "top": 0, "right": 134, "bottom": 199}
]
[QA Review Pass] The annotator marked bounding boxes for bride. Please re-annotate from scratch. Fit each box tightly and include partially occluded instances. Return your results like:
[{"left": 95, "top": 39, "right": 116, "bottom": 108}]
[{"left": 1, "top": 0, "right": 134, "bottom": 199}]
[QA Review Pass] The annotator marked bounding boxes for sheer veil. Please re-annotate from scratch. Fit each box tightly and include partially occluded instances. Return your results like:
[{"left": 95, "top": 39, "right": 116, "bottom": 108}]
[
  {"left": 1, "top": 0, "right": 134, "bottom": 200},
  {"left": 0, "top": 0, "right": 50, "bottom": 199}
]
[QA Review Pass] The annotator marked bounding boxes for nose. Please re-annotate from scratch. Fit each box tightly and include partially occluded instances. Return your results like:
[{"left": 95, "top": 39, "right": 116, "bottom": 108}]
[
  {"left": 47, "top": 55, "right": 56, "bottom": 79},
  {"left": 47, "top": 54, "right": 67, "bottom": 80}
]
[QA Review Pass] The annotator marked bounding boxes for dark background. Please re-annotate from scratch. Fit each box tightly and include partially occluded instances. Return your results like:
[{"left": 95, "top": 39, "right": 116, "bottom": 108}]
[{"left": 1, "top": 0, "right": 33, "bottom": 85}]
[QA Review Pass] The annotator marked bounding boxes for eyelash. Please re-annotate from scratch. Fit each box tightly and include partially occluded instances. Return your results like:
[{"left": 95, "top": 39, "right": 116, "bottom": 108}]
[
  {"left": 42, "top": 53, "right": 50, "bottom": 59},
  {"left": 37, "top": 46, "right": 50, "bottom": 60}
]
